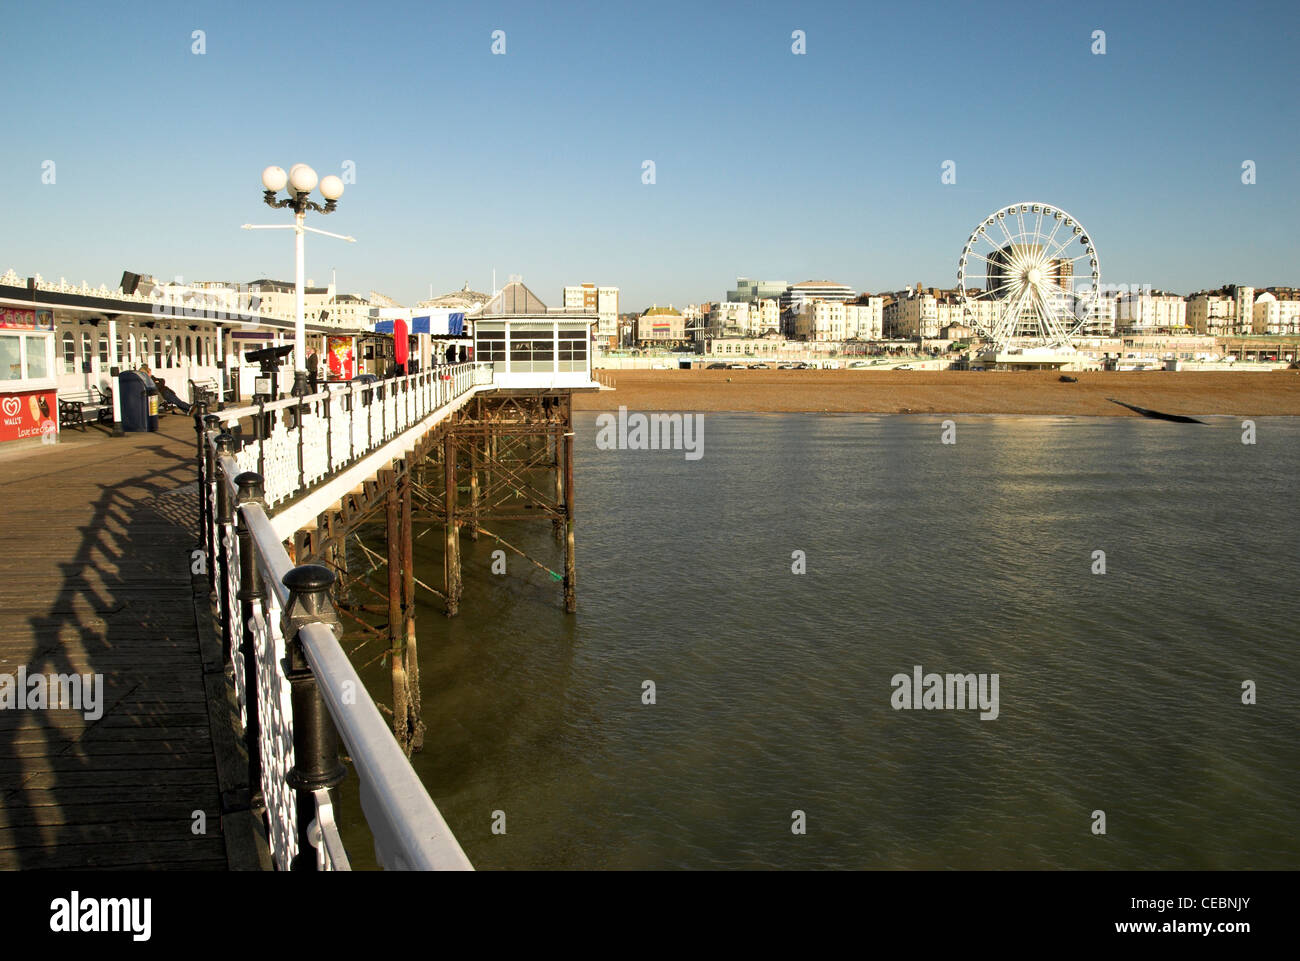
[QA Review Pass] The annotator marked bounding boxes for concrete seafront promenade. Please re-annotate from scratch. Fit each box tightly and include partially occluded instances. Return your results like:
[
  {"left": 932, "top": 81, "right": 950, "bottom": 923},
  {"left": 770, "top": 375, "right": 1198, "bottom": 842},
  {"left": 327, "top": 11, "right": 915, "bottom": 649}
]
[
  {"left": 576, "top": 369, "right": 1300, "bottom": 416},
  {"left": 0, "top": 415, "right": 244, "bottom": 869}
]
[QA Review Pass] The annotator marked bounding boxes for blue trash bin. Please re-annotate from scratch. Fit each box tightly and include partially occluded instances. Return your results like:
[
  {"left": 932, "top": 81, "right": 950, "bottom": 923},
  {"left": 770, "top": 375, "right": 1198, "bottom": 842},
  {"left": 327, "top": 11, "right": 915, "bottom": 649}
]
[{"left": 117, "top": 371, "right": 154, "bottom": 432}]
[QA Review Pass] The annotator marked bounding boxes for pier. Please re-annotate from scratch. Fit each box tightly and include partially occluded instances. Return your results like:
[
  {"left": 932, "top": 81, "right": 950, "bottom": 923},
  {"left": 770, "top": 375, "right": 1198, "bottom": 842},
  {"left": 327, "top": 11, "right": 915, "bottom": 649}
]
[
  {"left": 0, "top": 273, "right": 600, "bottom": 870},
  {"left": 194, "top": 361, "right": 591, "bottom": 868},
  {"left": 0, "top": 417, "right": 232, "bottom": 869}
]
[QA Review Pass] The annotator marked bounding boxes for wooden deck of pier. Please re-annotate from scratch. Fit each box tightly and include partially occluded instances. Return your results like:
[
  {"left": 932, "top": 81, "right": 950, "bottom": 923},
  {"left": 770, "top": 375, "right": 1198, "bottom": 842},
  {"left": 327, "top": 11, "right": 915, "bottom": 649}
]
[{"left": 0, "top": 414, "right": 250, "bottom": 870}]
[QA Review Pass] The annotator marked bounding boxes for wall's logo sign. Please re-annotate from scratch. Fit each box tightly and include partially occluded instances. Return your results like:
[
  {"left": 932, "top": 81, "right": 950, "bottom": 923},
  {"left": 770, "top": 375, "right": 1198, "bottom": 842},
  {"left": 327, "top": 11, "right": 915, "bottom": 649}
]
[{"left": 1, "top": 397, "right": 20, "bottom": 418}]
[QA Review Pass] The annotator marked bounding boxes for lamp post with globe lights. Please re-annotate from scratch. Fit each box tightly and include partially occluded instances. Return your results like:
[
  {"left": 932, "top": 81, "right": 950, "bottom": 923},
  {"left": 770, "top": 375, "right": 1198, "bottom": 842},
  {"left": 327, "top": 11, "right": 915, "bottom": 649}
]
[{"left": 243, "top": 164, "right": 355, "bottom": 397}]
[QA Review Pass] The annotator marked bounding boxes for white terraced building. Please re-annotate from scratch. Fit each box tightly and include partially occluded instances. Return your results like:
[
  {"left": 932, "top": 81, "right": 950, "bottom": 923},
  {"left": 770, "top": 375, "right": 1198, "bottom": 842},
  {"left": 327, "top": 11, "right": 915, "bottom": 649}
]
[
  {"left": 1116, "top": 291, "right": 1188, "bottom": 331},
  {"left": 792, "top": 299, "right": 884, "bottom": 341},
  {"left": 779, "top": 280, "right": 856, "bottom": 336},
  {"left": 712, "top": 301, "right": 757, "bottom": 337},
  {"left": 1187, "top": 290, "right": 1242, "bottom": 335},
  {"left": 1252, "top": 290, "right": 1300, "bottom": 335}
]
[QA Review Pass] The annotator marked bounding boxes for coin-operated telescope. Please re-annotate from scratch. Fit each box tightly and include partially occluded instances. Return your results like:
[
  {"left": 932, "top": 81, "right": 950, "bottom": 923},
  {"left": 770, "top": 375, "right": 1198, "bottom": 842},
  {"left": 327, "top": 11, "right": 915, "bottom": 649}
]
[
  {"left": 244, "top": 344, "right": 295, "bottom": 437},
  {"left": 244, "top": 344, "right": 295, "bottom": 402}
]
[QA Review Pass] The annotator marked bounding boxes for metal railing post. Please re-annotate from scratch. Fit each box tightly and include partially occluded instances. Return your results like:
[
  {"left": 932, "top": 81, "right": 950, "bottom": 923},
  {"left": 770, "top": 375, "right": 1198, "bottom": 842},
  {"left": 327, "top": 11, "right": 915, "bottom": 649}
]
[
  {"left": 324, "top": 392, "right": 332, "bottom": 473},
  {"left": 297, "top": 399, "right": 306, "bottom": 491},
  {"left": 281, "top": 564, "right": 347, "bottom": 871},
  {"left": 202, "top": 413, "right": 220, "bottom": 592},
  {"left": 235, "top": 471, "right": 267, "bottom": 814},
  {"left": 193, "top": 401, "right": 209, "bottom": 551},
  {"left": 214, "top": 434, "right": 235, "bottom": 669},
  {"left": 255, "top": 398, "right": 267, "bottom": 480}
]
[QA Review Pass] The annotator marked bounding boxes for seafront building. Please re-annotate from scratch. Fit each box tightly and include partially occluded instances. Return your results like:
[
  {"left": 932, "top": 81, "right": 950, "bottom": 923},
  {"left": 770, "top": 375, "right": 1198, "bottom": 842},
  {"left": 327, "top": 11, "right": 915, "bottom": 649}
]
[
  {"left": 1115, "top": 290, "right": 1189, "bottom": 332},
  {"left": 563, "top": 283, "right": 619, "bottom": 349},
  {"left": 779, "top": 280, "right": 857, "bottom": 336},
  {"left": 727, "top": 277, "right": 788, "bottom": 303},
  {"left": 636, "top": 305, "right": 689, "bottom": 346},
  {"left": 1251, "top": 289, "right": 1300, "bottom": 335},
  {"left": 790, "top": 299, "right": 884, "bottom": 341},
  {"left": 418, "top": 281, "right": 492, "bottom": 315}
]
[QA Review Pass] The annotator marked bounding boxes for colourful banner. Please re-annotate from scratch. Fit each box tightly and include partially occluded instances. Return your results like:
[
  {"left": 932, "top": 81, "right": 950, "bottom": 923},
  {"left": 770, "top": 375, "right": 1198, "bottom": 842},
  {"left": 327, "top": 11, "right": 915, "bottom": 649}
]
[
  {"left": 0, "top": 389, "right": 58, "bottom": 442},
  {"left": 0, "top": 307, "right": 54, "bottom": 330}
]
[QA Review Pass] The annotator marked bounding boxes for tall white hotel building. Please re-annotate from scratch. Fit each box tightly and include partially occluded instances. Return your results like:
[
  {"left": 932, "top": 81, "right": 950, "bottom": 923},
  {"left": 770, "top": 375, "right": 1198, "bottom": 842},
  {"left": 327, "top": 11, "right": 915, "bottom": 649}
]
[{"left": 563, "top": 283, "right": 619, "bottom": 347}]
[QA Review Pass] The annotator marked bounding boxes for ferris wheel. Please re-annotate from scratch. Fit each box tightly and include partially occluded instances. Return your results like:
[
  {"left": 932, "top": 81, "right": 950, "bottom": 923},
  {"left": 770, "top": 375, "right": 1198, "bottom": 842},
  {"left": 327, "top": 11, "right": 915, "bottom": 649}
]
[{"left": 958, "top": 202, "right": 1100, "bottom": 350}]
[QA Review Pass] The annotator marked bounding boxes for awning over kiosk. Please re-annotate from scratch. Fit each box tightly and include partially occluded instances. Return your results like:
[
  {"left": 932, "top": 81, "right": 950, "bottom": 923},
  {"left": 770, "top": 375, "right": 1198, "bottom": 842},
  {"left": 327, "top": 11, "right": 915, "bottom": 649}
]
[
  {"left": 411, "top": 312, "right": 466, "bottom": 336},
  {"left": 375, "top": 312, "right": 465, "bottom": 336}
]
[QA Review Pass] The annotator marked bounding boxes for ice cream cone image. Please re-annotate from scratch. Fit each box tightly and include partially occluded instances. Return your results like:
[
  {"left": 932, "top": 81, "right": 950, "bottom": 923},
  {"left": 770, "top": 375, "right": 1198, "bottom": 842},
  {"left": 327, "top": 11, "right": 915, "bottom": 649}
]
[{"left": 29, "top": 395, "right": 41, "bottom": 422}]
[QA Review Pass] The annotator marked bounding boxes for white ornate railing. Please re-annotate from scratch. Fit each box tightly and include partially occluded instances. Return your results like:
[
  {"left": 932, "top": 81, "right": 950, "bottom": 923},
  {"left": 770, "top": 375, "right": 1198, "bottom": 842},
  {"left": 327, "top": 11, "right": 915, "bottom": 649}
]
[
  {"left": 199, "top": 438, "right": 473, "bottom": 871},
  {"left": 195, "top": 365, "right": 489, "bottom": 871},
  {"left": 213, "top": 363, "right": 492, "bottom": 513}
]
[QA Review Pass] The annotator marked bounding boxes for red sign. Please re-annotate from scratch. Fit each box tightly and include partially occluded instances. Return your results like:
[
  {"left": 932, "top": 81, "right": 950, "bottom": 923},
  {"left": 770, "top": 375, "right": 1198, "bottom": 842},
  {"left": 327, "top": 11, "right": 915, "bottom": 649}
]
[
  {"left": 326, "top": 336, "right": 354, "bottom": 380},
  {"left": 393, "top": 318, "right": 409, "bottom": 367},
  {"left": 0, "top": 389, "right": 58, "bottom": 442}
]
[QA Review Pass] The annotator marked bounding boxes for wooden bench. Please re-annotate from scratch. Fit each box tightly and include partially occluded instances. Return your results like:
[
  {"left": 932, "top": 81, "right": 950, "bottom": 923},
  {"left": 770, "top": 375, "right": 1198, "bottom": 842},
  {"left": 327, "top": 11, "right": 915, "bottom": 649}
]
[
  {"left": 58, "top": 386, "right": 113, "bottom": 430},
  {"left": 188, "top": 377, "right": 224, "bottom": 410}
]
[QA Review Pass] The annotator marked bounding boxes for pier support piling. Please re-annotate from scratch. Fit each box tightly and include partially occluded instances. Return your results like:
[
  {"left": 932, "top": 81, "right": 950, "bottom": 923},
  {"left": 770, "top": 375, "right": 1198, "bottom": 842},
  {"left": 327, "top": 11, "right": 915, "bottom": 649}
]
[
  {"left": 444, "top": 431, "right": 462, "bottom": 616},
  {"left": 563, "top": 427, "right": 576, "bottom": 613},
  {"left": 399, "top": 465, "right": 424, "bottom": 750},
  {"left": 385, "top": 472, "right": 415, "bottom": 754}
]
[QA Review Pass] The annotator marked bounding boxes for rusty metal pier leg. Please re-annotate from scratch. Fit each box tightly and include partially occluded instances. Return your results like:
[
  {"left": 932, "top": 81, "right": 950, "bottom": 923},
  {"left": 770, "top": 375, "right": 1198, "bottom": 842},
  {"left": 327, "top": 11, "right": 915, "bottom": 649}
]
[
  {"left": 399, "top": 466, "right": 424, "bottom": 750},
  {"left": 444, "top": 431, "right": 462, "bottom": 616},
  {"left": 468, "top": 436, "right": 480, "bottom": 542},
  {"left": 552, "top": 423, "right": 565, "bottom": 543},
  {"left": 563, "top": 423, "right": 576, "bottom": 613},
  {"left": 385, "top": 475, "right": 411, "bottom": 752}
]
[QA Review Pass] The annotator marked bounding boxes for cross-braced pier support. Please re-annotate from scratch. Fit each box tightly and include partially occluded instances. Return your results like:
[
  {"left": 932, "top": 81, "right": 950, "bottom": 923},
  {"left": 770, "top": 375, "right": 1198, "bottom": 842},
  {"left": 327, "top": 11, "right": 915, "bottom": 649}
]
[{"left": 284, "top": 388, "right": 578, "bottom": 753}]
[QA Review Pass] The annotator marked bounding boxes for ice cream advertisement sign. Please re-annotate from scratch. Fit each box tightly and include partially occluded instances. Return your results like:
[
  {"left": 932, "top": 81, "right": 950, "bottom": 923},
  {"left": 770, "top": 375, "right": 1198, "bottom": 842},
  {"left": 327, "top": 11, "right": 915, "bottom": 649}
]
[
  {"left": 0, "top": 389, "right": 58, "bottom": 442},
  {"left": 0, "top": 307, "right": 54, "bottom": 330}
]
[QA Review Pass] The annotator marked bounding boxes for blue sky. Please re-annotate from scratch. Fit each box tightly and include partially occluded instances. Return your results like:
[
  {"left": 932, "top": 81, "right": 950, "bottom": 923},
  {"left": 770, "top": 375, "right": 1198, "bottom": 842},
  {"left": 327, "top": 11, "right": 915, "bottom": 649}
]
[{"left": 3, "top": 0, "right": 1297, "bottom": 311}]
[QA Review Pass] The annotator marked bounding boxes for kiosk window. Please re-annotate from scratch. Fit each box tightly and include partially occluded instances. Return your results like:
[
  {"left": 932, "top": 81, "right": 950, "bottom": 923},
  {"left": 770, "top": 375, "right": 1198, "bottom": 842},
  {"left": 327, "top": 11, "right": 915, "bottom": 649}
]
[
  {"left": 477, "top": 330, "right": 505, "bottom": 362},
  {"left": 1, "top": 335, "right": 20, "bottom": 380},
  {"left": 63, "top": 332, "right": 76, "bottom": 374},
  {"left": 26, "top": 336, "right": 48, "bottom": 379}
]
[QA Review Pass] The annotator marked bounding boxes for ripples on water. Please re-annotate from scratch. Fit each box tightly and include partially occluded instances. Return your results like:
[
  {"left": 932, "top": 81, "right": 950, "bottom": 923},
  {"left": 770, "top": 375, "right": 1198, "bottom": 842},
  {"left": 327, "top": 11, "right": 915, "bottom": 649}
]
[{"left": 340, "top": 414, "right": 1300, "bottom": 869}]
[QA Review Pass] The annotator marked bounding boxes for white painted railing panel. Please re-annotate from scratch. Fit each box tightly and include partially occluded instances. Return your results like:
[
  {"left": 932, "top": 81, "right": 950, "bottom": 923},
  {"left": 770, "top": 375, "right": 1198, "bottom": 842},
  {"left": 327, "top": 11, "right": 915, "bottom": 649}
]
[
  {"left": 213, "top": 363, "right": 491, "bottom": 511},
  {"left": 301, "top": 398, "right": 331, "bottom": 488},
  {"left": 253, "top": 577, "right": 297, "bottom": 870},
  {"left": 205, "top": 419, "right": 476, "bottom": 870}
]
